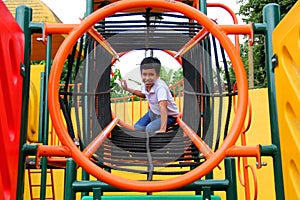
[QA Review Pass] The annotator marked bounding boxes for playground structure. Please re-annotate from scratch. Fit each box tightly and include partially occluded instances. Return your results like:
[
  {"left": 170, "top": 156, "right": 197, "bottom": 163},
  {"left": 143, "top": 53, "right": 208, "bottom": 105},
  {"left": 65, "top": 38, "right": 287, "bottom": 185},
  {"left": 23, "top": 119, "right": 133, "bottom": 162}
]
[{"left": 0, "top": 0, "right": 300, "bottom": 200}]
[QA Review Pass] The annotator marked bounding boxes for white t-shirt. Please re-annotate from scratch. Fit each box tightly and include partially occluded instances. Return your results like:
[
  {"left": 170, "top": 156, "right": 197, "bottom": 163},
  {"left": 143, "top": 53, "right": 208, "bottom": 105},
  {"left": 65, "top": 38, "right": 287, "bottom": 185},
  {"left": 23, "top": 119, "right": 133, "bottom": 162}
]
[{"left": 141, "top": 78, "right": 179, "bottom": 117}]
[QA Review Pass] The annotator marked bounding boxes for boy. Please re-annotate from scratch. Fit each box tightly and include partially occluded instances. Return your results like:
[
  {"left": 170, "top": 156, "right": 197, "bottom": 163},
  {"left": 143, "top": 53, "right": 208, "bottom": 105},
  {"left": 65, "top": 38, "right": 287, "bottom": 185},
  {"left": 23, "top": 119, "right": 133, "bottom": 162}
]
[{"left": 120, "top": 57, "right": 179, "bottom": 133}]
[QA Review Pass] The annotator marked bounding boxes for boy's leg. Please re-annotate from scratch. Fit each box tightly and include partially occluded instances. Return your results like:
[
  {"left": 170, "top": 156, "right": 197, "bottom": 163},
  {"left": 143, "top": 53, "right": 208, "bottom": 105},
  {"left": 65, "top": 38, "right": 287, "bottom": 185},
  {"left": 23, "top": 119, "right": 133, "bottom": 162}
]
[
  {"left": 134, "top": 111, "right": 151, "bottom": 131},
  {"left": 145, "top": 116, "right": 177, "bottom": 133},
  {"left": 167, "top": 117, "right": 177, "bottom": 127},
  {"left": 145, "top": 118, "right": 161, "bottom": 133}
]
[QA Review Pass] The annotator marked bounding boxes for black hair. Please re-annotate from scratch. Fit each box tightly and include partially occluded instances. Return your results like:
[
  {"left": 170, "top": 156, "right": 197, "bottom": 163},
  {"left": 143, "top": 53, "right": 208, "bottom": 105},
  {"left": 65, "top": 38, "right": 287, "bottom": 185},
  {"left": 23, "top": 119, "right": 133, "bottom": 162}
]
[{"left": 140, "top": 57, "right": 161, "bottom": 74}]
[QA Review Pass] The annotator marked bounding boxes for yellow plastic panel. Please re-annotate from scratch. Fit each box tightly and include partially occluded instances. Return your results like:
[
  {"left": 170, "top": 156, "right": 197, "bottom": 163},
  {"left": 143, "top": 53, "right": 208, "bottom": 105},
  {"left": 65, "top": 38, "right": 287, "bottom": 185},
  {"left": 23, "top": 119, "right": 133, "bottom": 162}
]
[
  {"left": 27, "top": 65, "right": 44, "bottom": 142},
  {"left": 273, "top": 2, "right": 300, "bottom": 200}
]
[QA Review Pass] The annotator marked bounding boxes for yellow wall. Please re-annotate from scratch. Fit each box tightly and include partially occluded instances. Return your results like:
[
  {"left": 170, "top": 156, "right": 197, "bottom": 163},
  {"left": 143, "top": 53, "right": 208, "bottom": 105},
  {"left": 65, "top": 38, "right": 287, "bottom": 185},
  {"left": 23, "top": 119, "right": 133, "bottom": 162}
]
[
  {"left": 235, "top": 88, "right": 275, "bottom": 200},
  {"left": 209, "top": 88, "right": 275, "bottom": 200},
  {"left": 27, "top": 65, "right": 44, "bottom": 142}
]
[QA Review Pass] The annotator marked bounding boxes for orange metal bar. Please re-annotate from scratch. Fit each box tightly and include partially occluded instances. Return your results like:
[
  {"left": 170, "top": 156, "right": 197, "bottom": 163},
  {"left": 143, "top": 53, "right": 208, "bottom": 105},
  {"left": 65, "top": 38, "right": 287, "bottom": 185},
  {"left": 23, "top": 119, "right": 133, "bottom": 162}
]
[
  {"left": 111, "top": 112, "right": 135, "bottom": 130},
  {"left": 39, "top": 23, "right": 78, "bottom": 44},
  {"left": 207, "top": 2, "right": 242, "bottom": 51},
  {"left": 44, "top": 22, "right": 120, "bottom": 59},
  {"left": 114, "top": 99, "right": 117, "bottom": 117},
  {"left": 44, "top": 23, "right": 77, "bottom": 34},
  {"left": 87, "top": 27, "right": 120, "bottom": 59},
  {"left": 36, "top": 145, "right": 72, "bottom": 168},
  {"left": 220, "top": 24, "right": 254, "bottom": 46},
  {"left": 163, "top": 50, "right": 182, "bottom": 65},
  {"left": 240, "top": 135, "right": 252, "bottom": 199},
  {"left": 237, "top": 155, "right": 258, "bottom": 200},
  {"left": 232, "top": 81, "right": 257, "bottom": 200},
  {"left": 225, "top": 145, "right": 260, "bottom": 158},
  {"left": 47, "top": 157, "right": 68, "bottom": 168},
  {"left": 176, "top": 117, "right": 214, "bottom": 159},
  {"left": 207, "top": 3, "right": 238, "bottom": 24},
  {"left": 112, "top": 51, "right": 127, "bottom": 64},
  {"left": 247, "top": 164, "right": 258, "bottom": 200},
  {"left": 139, "top": 98, "right": 143, "bottom": 118},
  {"left": 174, "top": 28, "right": 209, "bottom": 58},
  {"left": 193, "top": 0, "right": 199, "bottom": 10},
  {"left": 37, "top": 145, "right": 72, "bottom": 157},
  {"left": 83, "top": 117, "right": 119, "bottom": 158}
]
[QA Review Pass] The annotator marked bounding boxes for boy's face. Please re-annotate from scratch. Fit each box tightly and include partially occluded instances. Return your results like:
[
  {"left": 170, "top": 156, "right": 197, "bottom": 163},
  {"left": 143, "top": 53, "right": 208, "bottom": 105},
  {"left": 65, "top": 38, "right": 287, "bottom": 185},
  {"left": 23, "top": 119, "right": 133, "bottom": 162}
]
[{"left": 141, "top": 68, "right": 160, "bottom": 88}]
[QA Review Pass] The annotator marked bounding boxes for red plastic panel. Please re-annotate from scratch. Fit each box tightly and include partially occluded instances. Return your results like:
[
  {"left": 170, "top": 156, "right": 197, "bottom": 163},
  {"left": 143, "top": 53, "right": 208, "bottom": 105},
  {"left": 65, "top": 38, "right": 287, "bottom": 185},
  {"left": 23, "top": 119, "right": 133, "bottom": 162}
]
[{"left": 0, "top": 2, "right": 24, "bottom": 200}]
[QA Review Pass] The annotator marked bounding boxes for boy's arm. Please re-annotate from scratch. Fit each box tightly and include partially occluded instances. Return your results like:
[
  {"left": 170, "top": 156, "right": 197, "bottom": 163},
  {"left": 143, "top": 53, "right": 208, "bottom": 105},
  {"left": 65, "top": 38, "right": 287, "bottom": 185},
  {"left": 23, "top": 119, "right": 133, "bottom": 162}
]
[
  {"left": 129, "top": 89, "right": 146, "bottom": 98},
  {"left": 156, "top": 100, "right": 168, "bottom": 133},
  {"left": 121, "top": 80, "right": 145, "bottom": 98}
]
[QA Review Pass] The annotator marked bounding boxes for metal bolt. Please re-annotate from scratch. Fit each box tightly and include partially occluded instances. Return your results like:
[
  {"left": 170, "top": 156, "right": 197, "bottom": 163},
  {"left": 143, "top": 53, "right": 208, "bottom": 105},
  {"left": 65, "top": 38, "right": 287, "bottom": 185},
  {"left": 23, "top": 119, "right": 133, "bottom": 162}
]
[
  {"left": 271, "top": 54, "right": 278, "bottom": 70},
  {"left": 73, "top": 138, "right": 80, "bottom": 146},
  {"left": 257, "top": 162, "right": 267, "bottom": 167}
]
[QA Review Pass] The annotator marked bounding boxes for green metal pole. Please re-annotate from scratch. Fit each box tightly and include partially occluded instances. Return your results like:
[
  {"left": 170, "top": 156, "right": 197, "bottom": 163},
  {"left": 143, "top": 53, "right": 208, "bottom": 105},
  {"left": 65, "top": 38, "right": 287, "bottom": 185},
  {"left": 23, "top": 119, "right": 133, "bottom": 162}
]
[
  {"left": 260, "top": 144, "right": 277, "bottom": 157},
  {"left": 27, "top": 22, "right": 45, "bottom": 144},
  {"left": 78, "top": 3, "right": 94, "bottom": 198},
  {"left": 262, "top": 4, "right": 285, "bottom": 200},
  {"left": 225, "top": 157, "right": 237, "bottom": 200},
  {"left": 39, "top": 34, "right": 52, "bottom": 200},
  {"left": 199, "top": 0, "right": 207, "bottom": 14},
  {"left": 15, "top": 5, "right": 32, "bottom": 200},
  {"left": 93, "top": 187, "right": 102, "bottom": 200},
  {"left": 199, "top": 3, "right": 216, "bottom": 199},
  {"left": 39, "top": 158, "right": 47, "bottom": 200},
  {"left": 81, "top": 0, "right": 94, "bottom": 147},
  {"left": 38, "top": 72, "right": 46, "bottom": 142},
  {"left": 73, "top": 179, "right": 230, "bottom": 193},
  {"left": 65, "top": 158, "right": 77, "bottom": 200},
  {"left": 43, "top": 35, "right": 52, "bottom": 145},
  {"left": 81, "top": 170, "right": 90, "bottom": 198},
  {"left": 86, "top": 0, "right": 94, "bottom": 16},
  {"left": 200, "top": 3, "right": 215, "bottom": 194}
]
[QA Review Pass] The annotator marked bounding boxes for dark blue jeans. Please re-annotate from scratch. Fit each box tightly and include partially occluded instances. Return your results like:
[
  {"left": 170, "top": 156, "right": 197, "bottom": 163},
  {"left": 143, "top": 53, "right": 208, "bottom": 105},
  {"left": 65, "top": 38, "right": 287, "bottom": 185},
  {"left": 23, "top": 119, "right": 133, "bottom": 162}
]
[{"left": 134, "top": 110, "right": 177, "bottom": 133}]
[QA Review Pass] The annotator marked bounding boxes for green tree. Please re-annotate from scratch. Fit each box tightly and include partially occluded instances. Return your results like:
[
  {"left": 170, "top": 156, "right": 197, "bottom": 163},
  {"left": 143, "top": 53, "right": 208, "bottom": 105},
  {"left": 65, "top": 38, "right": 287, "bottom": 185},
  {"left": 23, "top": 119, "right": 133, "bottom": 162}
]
[
  {"left": 160, "top": 67, "right": 183, "bottom": 86},
  {"left": 110, "top": 68, "right": 128, "bottom": 98},
  {"left": 237, "top": 0, "right": 297, "bottom": 88}
]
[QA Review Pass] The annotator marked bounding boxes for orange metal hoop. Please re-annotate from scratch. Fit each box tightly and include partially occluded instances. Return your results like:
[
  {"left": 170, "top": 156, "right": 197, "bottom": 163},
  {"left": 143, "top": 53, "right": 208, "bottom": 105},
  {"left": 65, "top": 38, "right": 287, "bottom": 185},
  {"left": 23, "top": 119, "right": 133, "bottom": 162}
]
[{"left": 48, "top": 0, "right": 248, "bottom": 192}]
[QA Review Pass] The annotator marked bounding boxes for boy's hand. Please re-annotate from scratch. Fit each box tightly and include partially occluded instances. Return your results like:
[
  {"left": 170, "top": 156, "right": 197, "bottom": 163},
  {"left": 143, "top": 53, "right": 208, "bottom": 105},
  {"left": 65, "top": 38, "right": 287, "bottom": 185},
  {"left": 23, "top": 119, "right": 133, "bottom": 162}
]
[
  {"left": 155, "top": 129, "right": 166, "bottom": 133},
  {"left": 120, "top": 80, "right": 128, "bottom": 91}
]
